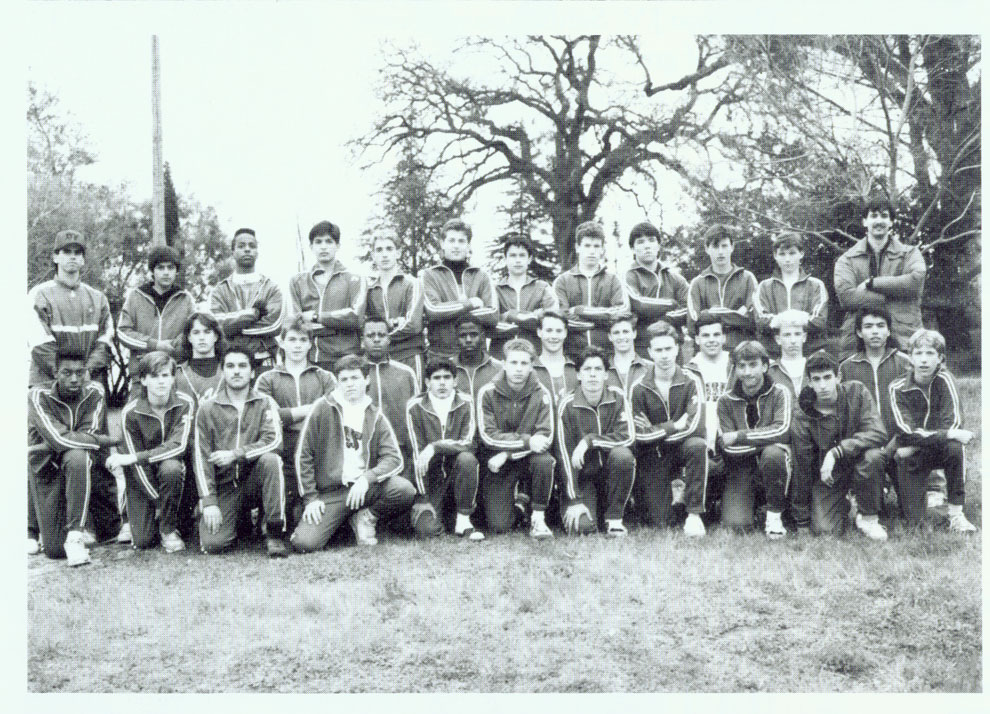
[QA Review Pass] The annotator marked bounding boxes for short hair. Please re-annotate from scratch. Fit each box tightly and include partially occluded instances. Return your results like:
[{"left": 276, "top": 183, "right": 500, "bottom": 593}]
[
  {"left": 646, "top": 320, "right": 680, "bottom": 346},
  {"left": 702, "top": 224, "right": 733, "bottom": 248},
  {"left": 230, "top": 227, "right": 256, "bottom": 249},
  {"left": 456, "top": 313, "right": 485, "bottom": 331},
  {"left": 148, "top": 245, "right": 181, "bottom": 272},
  {"left": 280, "top": 315, "right": 313, "bottom": 339},
  {"left": 372, "top": 233, "right": 397, "bottom": 249},
  {"left": 503, "top": 234, "right": 534, "bottom": 256},
  {"left": 181, "top": 312, "right": 223, "bottom": 361},
  {"left": 55, "top": 348, "right": 87, "bottom": 368},
  {"left": 692, "top": 309, "right": 723, "bottom": 336},
  {"left": 442, "top": 218, "right": 472, "bottom": 241},
  {"left": 503, "top": 338, "right": 537, "bottom": 361},
  {"left": 539, "top": 310, "right": 568, "bottom": 331},
  {"left": 308, "top": 220, "right": 341, "bottom": 244},
  {"left": 333, "top": 354, "right": 369, "bottom": 377},
  {"left": 138, "top": 351, "right": 177, "bottom": 381},
  {"left": 220, "top": 345, "right": 256, "bottom": 371},
  {"left": 628, "top": 221, "right": 661, "bottom": 248},
  {"left": 575, "top": 221, "right": 606, "bottom": 245},
  {"left": 362, "top": 316, "right": 390, "bottom": 333},
  {"left": 805, "top": 350, "right": 838, "bottom": 376},
  {"left": 576, "top": 345, "right": 607, "bottom": 370},
  {"left": 907, "top": 328, "right": 946, "bottom": 358},
  {"left": 424, "top": 358, "right": 456, "bottom": 380},
  {"left": 771, "top": 232, "right": 805, "bottom": 253},
  {"left": 770, "top": 309, "right": 810, "bottom": 334},
  {"left": 731, "top": 340, "right": 770, "bottom": 367},
  {"left": 854, "top": 305, "right": 892, "bottom": 333},
  {"left": 864, "top": 195, "right": 895, "bottom": 220},
  {"left": 608, "top": 313, "right": 637, "bottom": 332}
]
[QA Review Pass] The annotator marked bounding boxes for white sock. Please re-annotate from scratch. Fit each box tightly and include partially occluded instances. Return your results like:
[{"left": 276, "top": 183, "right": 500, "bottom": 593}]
[
  {"left": 766, "top": 511, "right": 782, "bottom": 526},
  {"left": 531, "top": 510, "right": 546, "bottom": 526},
  {"left": 606, "top": 518, "right": 622, "bottom": 529},
  {"left": 947, "top": 504, "right": 963, "bottom": 517},
  {"left": 455, "top": 513, "right": 473, "bottom": 532}
]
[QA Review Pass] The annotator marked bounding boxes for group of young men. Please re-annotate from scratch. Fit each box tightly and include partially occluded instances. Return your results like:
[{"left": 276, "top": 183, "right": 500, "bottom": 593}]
[{"left": 27, "top": 201, "right": 978, "bottom": 566}]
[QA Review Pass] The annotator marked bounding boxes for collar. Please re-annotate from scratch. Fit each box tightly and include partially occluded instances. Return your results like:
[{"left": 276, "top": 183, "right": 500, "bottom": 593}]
[
  {"left": 367, "top": 271, "right": 407, "bottom": 289},
  {"left": 420, "top": 390, "right": 470, "bottom": 417},
  {"left": 565, "top": 263, "right": 607, "bottom": 278},
  {"left": 610, "top": 353, "right": 651, "bottom": 372},
  {"left": 845, "top": 237, "right": 907, "bottom": 257},
  {"left": 311, "top": 259, "right": 348, "bottom": 278},
  {"left": 270, "top": 363, "right": 322, "bottom": 377},
  {"left": 330, "top": 387, "right": 372, "bottom": 412},
  {"left": 497, "top": 274, "right": 539, "bottom": 289},
  {"left": 230, "top": 271, "right": 262, "bottom": 285},
  {"left": 699, "top": 264, "right": 743, "bottom": 280},
  {"left": 534, "top": 355, "right": 574, "bottom": 371},
  {"left": 571, "top": 385, "right": 620, "bottom": 410},
  {"left": 453, "top": 353, "right": 495, "bottom": 370},
  {"left": 844, "top": 347, "right": 899, "bottom": 365},
  {"left": 769, "top": 267, "right": 810, "bottom": 283},
  {"left": 729, "top": 373, "right": 774, "bottom": 401},
  {"left": 493, "top": 371, "right": 538, "bottom": 398},
  {"left": 131, "top": 391, "right": 186, "bottom": 415},
  {"left": 46, "top": 381, "right": 100, "bottom": 406},
  {"left": 210, "top": 382, "right": 265, "bottom": 406},
  {"left": 641, "top": 364, "right": 688, "bottom": 389}
]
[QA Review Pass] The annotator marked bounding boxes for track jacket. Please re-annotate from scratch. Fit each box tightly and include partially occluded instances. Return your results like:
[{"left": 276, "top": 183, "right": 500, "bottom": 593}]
[
  {"left": 477, "top": 372, "right": 555, "bottom": 456},
  {"left": 630, "top": 365, "right": 705, "bottom": 446},
  {"left": 453, "top": 354, "right": 503, "bottom": 404},
  {"left": 556, "top": 385, "right": 635, "bottom": 501},
  {"left": 888, "top": 367, "right": 963, "bottom": 449},
  {"left": 686, "top": 265, "right": 759, "bottom": 351},
  {"left": 754, "top": 269, "right": 829, "bottom": 353},
  {"left": 421, "top": 263, "right": 499, "bottom": 357},
  {"left": 28, "top": 381, "right": 107, "bottom": 476},
  {"left": 624, "top": 263, "right": 689, "bottom": 355},
  {"left": 552, "top": 264, "right": 630, "bottom": 360},
  {"left": 175, "top": 360, "right": 223, "bottom": 406},
  {"left": 119, "top": 391, "right": 196, "bottom": 500},
  {"left": 366, "top": 272, "right": 424, "bottom": 362},
  {"left": 767, "top": 359, "right": 805, "bottom": 398},
  {"left": 254, "top": 364, "right": 337, "bottom": 432},
  {"left": 607, "top": 354, "right": 652, "bottom": 400},
  {"left": 209, "top": 274, "right": 285, "bottom": 360},
  {"left": 716, "top": 375, "right": 792, "bottom": 457},
  {"left": 193, "top": 383, "right": 283, "bottom": 507},
  {"left": 117, "top": 283, "right": 195, "bottom": 372},
  {"left": 294, "top": 392, "right": 403, "bottom": 502},
  {"left": 366, "top": 358, "right": 419, "bottom": 453},
  {"left": 405, "top": 391, "right": 476, "bottom": 493},
  {"left": 533, "top": 357, "right": 578, "bottom": 410},
  {"left": 493, "top": 277, "right": 559, "bottom": 357},
  {"left": 839, "top": 348, "right": 912, "bottom": 436}
]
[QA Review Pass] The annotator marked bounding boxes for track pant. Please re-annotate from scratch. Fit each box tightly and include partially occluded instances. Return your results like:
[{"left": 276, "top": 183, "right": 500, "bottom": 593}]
[
  {"left": 811, "top": 448, "right": 883, "bottom": 536},
  {"left": 635, "top": 437, "right": 708, "bottom": 526},
  {"left": 28, "top": 479, "right": 39, "bottom": 540},
  {"left": 568, "top": 446, "right": 636, "bottom": 533},
  {"left": 30, "top": 449, "right": 94, "bottom": 560},
  {"left": 124, "top": 458, "right": 185, "bottom": 549},
  {"left": 281, "top": 430, "right": 304, "bottom": 531},
  {"left": 482, "top": 452, "right": 555, "bottom": 534},
  {"left": 199, "top": 453, "right": 286, "bottom": 554},
  {"left": 413, "top": 452, "right": 480, "bottom": 536},
  {"left": 291, "top": 475, "right": 416, "bottom": 551},
  {"left": 721, "top": 445, "right": 791, "bottom": 528},
  {"left": 894, "top": 441, "right": 967, "bottom": 526}
]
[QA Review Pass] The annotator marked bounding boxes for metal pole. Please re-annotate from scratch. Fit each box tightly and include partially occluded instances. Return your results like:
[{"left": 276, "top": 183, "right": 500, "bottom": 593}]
[{"left": 151, "top": 35, "right": 165, "bottom": 246}]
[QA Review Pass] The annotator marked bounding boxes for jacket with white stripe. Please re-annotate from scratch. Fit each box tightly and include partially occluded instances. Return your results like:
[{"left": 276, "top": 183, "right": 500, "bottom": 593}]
[
  {"left": 421, "top": 263, "right": 499, "bottom": 356},
  {"left": 888, "top": 368, "right": 963, "bottom": 449},
  {"left": 454, "top": 354, "right": 503, "bottom": 404},
  {"left": 175, "top": 360, "right": 223, "bottom": 407},
  {"left": 493, "top": 277, "right": 559, "bottom": 357},
  {"left": 552, "top": 264, "right": 630, "bottom": 360},
  {"left": 839, "top": 348, "right": 912, "bottom": 437},
  {"left": 556, "top": 385, "right": 635, "bottom": 501},
  {"left": 295, "top": 393, "right": 403, "bottom": 503},
  {"left": 254, "top": 365, "right": 337, "bottom": 432},
  {"left": 754, "top": 269, "right": 829, "bottom": 352},
  {"left": 477, "top": 372, "right": 554, "bottom": 455},
  {"left": 686, "top": 265, "right": 759, "bottom": 350},
  {"left": 289, "top": 262, "right": 365, "bottom": 365},
  {"left": 193, "top": 383, "right": 283, "bottom": 507},
  {"left": 367, "top": 358, "right": 419, "bottom": 453},
  {"left": 624, "top": 263, "right": 689, "bottom": 355},
  {"left": 606, "top": 353, "right": 652, "bottom": 401},
  {"left": 366, "top": 272, "right": 424, "bottom": 362},
  {"left": 119, "top": 391, "right": 195, "bottom": 501},
  {"left": 209, "top": 274, "right": 285, "bottom": 359},
  {"left": 28, "top": 381, "right": 107, "bottom": 476},
  {"left": 116, "top": 283, "right": 195, "bottom": 371},
  {"left": 716, "top": 375, "right": 792, "bottom": 456},
  {"left": 405, "top": 392, "right": 475, "bottom": 494},
  {"left": 630, "top": 365, "right": 705, "bottom": 446}
]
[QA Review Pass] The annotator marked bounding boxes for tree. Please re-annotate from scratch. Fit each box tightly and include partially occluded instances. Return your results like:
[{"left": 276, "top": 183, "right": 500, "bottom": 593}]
[
  {"left": 487, "top": 175, "right": 557, "bottom": 281},
  {"left": 163, "top": 162, "right": 180, "bottom": 247},
  {"left": 354, "top": 36, "right": 749, "bottom": 266}
]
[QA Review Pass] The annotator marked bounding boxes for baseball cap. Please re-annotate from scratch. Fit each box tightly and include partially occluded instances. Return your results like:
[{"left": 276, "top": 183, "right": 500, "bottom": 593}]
[{"left": 54, "top": 230, "right": 86, "bottom": 252}]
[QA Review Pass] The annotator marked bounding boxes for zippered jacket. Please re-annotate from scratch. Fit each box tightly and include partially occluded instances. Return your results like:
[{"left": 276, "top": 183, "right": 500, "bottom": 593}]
[
  {"left": 767, "top": 360, "right": 804, "bottom": 399},
  {"left": 493, "top": 277, "right": 559, "bottom": 356},
  {"left": 839, "top": 348, "right": 912, "bottom": 435},
  {"left": 716, "top": 375, "right": 792, "bottom": 456},
  {"left": 453, "top": 354, "right": 503, "bottom": 403},
  {"left": 366, "top": 272, "right": 424, "bottom": 361},
  {"left": 754, "top": 269, "right": 829, "bottom": 352},
  {"left": 791, "top": 381, "right": 886, "bottom": 476},
  {"left": 888, "top": 367, "right": 963, "bottom": 449},
  {"left": 421, "top": 264, "right": 498, "bottom": 356},
  {"left": 255, "top": 365, "right": 337, "bottom": 431},
  {"left": 556, "top": 386, "right": 634, "bottom": 500},
  {"left": 209, "top": 274, "right": 285, "bottom": 359},
  {"left": 193, "top": 383, "right": 283, "bottom": 507},
  {"left": 28, "top": 381, "right": 107, "bottom": 475},
  {"left": 533, "top": 358, "right": 578, "bottom": 410},
  {"left": 630, "top": 365, "right": 705, "bottom": 445},
  {"left": 175, "top": 361, "right": 223, "bottom": 406},
  {"left": 367, "top": 359, "right": 419, "bottom": 452},
  {"left": 624, "top": 263, "right": 689, "bottom": 354},
  {"left": 686, "top": 265, "right": 759, "bottom": 350},
  {"left": 117, "top": 284, "right": 195, "bottom": 371},
  {"left": 477, "top": 372, "right": 555, "bottom": 455},
  {"left": 606, "top": 354, "right": 652, "bottom": 400},
  {"left": 119, "top": 391, "right": 195, "bottom": 500},
  {"left": 406, "top": 391, "right": 475, "bottom": 493},
  {"left": 295, "top": 392, "right": 403, "bottom": 502},
  {"left": 552, "top": 264, "right": 629, "bottom": 359}
]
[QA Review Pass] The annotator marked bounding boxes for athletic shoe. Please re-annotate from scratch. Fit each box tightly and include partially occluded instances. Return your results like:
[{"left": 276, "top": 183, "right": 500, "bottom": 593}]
[
  {"left": 605, "top": 521, "right": 628, "bottom": 538},
  {"left": 116, "top": 522, "right": 133, "bottom": 544},
  {"left": 530, "top": 519, "right": 553, "bottom": 540},
  {"left": 265, "top": 536, "right": 288, "bottom": 558},
  {"left": 513, "top": 489, "right": 531, "bottom": 527},
  {"left": 683, "top": 513, "right": 706, "bottom": 538},
  {"left": 64, "top": 531, "right": 91, "bottom": 567},
  {"left": 670, "top": 478, "right": 686, "bottom": 506},
  {"left": 413, "top": 507, "right": 442, "bottom": 537},
  {"left": 855, "top": 514, "right": 888, "bottom": 541},
  {"left": 80, "top": 529, "right": 97, "bottom": 546},
  {"left": 765, "top": 511, "right": 787, "bottom": 540},
  {"left": 948, "top": 511, "right": 977, "bottom": 533},
  {"left": 349, "top": 508, "right": 379, "bottom": 546},
  {"left": 161, "top": 531, "right": 186, "bottom": 554},
  {"left": 27, "top": 537, "right": 40, "bottom": 556},
  {"left": 927, "top": 491, "right": 946, "bottom": 509},
  {"left": 457, "top": 527, "right": 485, "bottom": 542}
]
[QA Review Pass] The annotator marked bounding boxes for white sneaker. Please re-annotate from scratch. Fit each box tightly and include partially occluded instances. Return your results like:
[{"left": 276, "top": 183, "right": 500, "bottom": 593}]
[
  {"left": 765, "top": 511, "right": 787, "bottom": 540},
  {"left": 948, "top": 511, "right": 977, "bottom": 533},
  {"left": 683, "top": 513, "right": 706, "bottom": 538},
  {"left": 80, "top": 529, "right": 97, "bottom": 546},
  {"left": 64, "top": 531, "right": 91, "bottom": 567},
  {"left": 605, "top": 520, "right": 628, "bottom": 538},
  {"left": 530, "top": 519, "right": 553, "bottom": 540},
  {"left": 349, "top": 508, "right": 379, "bottom": 545},
  {"left": 927, "top": 491, "right": 946, "bottom": 509},
  {"left": 855, "top": 513, "right": 888, "bottom": 541},
  {"left": 161, "top": 531, "right": 186, "bottom": 553},
  {"left": 670, "top": 479, "right": 686, "bottom": 506},
  {"left": 27, "top": 537, "right": 40, "bottom": 556},
  {"left": 116, "top": 522, "right": 133, "bottom": 544}
]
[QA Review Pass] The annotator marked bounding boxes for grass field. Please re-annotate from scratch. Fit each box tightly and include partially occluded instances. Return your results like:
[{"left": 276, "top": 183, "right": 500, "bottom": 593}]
[{"left": 27, "top": 379, "right": 982, "bottom": 693}]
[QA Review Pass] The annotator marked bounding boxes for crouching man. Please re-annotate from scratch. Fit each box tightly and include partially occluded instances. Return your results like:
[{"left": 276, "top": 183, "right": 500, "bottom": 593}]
[
  {"left": 291, "top": 355, "right": 415, "bottom": 551},
  {"left": 791, "top": 351, "right": 888, "bottom": 540}
]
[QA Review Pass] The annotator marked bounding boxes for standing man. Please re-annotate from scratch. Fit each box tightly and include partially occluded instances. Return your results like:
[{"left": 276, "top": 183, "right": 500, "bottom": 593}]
[
  {"left": 365, "top": 233, "right": 425, "bottom": 383},
  {"left": 493, "top": 235, "right": 559, "bottom": 359},
  {"left": 421, "top": 218, "right": 499, "bottom": 361},
  {"left": 553, "top": 221, "right": 629, "bottom": 363},
  {"left": 623, "top": 221, "right": 689, "bottom": 358},
  {"left": 687, "top": 225, "right": 759, "bottom": 352},
  {"left": 605, "top": 314, "right": 651, "bottom": 399},
  {"left": 532, "top": 311, "right": 578, "bottom": 403},
  {"left": 834, "top": 198, "right": 926, "bottom": 358},
  {"left": 452, "top": 315, "right": 503, "bottom": 404},
  {"left": 209, "top": 228, "right": 285, "bottom": 369}
]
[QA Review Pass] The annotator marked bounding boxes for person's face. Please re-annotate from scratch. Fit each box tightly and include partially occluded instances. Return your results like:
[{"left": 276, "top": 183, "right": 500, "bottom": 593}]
[
  {"left": 735, "top": 357, "right": 768, "bottom": 395},
  {"left": 538, "top": 317, "right": 567, "bottom": 354},
  {"left": 55, "top": 359, "right": 87, "bottom": 399},
  {"left": 222, "top": 353, "right": 254, "bottom": 390},
  {"left": 279, "top": 329, "right": 312, "bottom": 364},
  {"left": 808, "top": 370, "right": 838, "bottom": 405},
  {"left": 863, "top": 209, "right": 892, "bottom": 242},
  {"left": 705, "top": 237, "right": 734, "bottom": 271},
  {"left": 442, "top": 230, "right": 471, "bottom": 262},
  {"left": 910, "top": 345, "right": 943, "bottom": 383},
  {"left": 232, "top": 235, "right": 258, "bottom": 269},
  {"left": 696, "top": 323, "right": 725, "bottom": 358},
  {"left": 504, "top": 350, "right": 534, "bottom": 388},
  {"left": 773, "top": 246, "right": 803, "bottom": 274},
  {"left": 372, "top": 238, "right": 397, "bottom": 272},
  {"left": 141, "top": 364, "right": 175, "bottom": 401},
  {"left": 608, "top": 321, "right": 636, "bottom": 354},
  {"left": 427, "top": 370, "right": 455, "bottom": 399},
  {"left": 856, "top": 315, "right": 891, "bottom": 351},
  {"left": 575, "top": 237, "right": 604, "bottom": 268},
  {"left": 311, "top": 234, "right": 338, "bottom": 265},
  {"left": 361, "top": 322, "right": 391, "bottom": 361},
  {"left": 188, "top": 319, "right": 219, "bottom": 358},
  {"left": 578, "top": 357, "right": 607, "bottom": 393},
  {"left": 337, "top": 369, "right": 369, "bottom": 403},
  {"left": 152, "top": 262, "right": 178, "bottom": 291},
  {"left": 775, "top": 325, "right": 807, "bottom": 358},
  {"left": 505, "top": 245, "right": 531, "bottom": 277},
  {"left": 632, "top": 234, "right": 660, "bottom": 267},
  {"left": 647, "top": 336, "right": 679, "bottom": 371},
  {"left": 457, "top": 323, "right": 483, "bottom": 355},
  {"left": 53, "top": 245, "right": 85, "bottom": 275}
]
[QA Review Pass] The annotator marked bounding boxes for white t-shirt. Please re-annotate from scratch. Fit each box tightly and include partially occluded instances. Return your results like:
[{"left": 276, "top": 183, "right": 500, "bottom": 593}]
[
  {"left": 335, "top": 390, "right": 371, "bottom": 484},
  {"left": 428, "top": 392, "right": 456, "bottom": 431},
  {"left": 779, "top": 356, "right": 806, "bottom": 393},
  {"left": 688, "top": 352, "right": 731, "bottom": 450}
]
